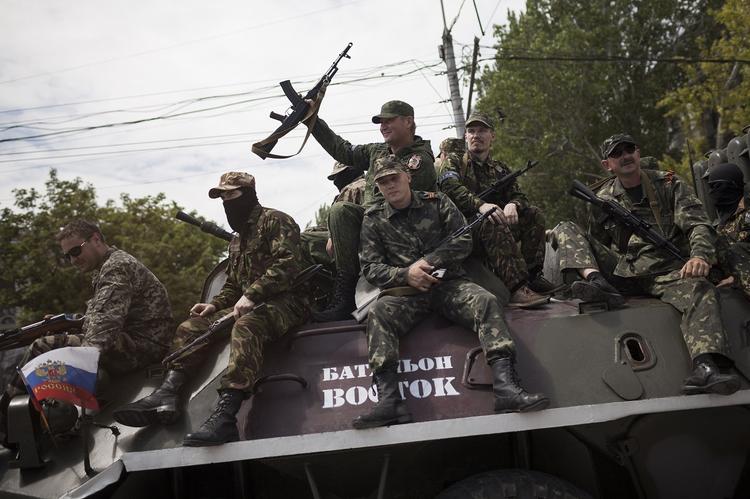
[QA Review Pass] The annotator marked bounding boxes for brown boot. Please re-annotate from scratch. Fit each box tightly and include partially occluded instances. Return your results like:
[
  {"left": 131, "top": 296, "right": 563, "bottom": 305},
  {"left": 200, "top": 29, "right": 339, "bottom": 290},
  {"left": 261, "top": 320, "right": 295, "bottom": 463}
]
[{"left": 509, "top": 285, "right": 550, "bottom": 309}]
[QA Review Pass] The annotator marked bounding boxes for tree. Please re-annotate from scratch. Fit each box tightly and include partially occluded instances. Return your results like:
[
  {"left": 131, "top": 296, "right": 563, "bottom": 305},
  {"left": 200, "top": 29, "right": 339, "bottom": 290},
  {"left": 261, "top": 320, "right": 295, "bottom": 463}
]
[
  {"left": 0, "top": 170, "right": 228, "bottom": 327},
  {"left": 306, "top": 202, "right": 331, "bottom": 230}
]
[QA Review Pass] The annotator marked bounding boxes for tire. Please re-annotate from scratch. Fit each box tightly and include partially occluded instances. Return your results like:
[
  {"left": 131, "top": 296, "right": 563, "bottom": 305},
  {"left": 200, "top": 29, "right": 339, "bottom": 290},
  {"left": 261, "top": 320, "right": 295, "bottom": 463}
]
[{"left": 436, "top": 469, "right": 594, "bottom": 499}]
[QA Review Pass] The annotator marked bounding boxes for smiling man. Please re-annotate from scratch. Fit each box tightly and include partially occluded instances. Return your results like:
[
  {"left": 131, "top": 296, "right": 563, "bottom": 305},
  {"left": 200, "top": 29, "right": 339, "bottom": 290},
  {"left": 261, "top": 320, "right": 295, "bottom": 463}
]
[
  {"left": 307, "top": 100, "right": 437, "bottom": 321},
  {"left": 555, "top": 133, "right": 739, "bottom": 396}
]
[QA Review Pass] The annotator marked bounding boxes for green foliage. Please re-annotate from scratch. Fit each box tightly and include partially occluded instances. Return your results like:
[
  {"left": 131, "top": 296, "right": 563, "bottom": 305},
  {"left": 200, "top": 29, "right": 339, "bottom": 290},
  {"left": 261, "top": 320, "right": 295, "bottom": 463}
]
[
  {"left": 306, "top": 202, "right": 332, "bottom": 230},
  {"left": 0, "top": 170, "right": 227, "bottom": 327},
  {"left": 476, "top": 0, "right": 722, "bottom": 225}
]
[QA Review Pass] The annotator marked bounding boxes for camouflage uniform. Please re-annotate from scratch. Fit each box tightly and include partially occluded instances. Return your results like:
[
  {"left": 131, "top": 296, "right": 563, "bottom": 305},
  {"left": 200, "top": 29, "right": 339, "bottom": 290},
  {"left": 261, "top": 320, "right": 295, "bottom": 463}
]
[
  {"left": 9, "top": 248, "right": 173, "bottom": 393},
  {"left": 335, "top": 176, "right": 366, "bottom": 206},
  {"left": 555, "top": 169, "right": 728, "bottom": 360},
  {"left": 165, "top": 205, "right": 309, "bottom": 393},
  {"left": 438, "top": 152, "right": 544, "bottom": 288},
  {"left": 716, "top": 203, "right": 750, "bottom": 300},
  {"left": 360, "top": 190, "right": 514, "bottom": 371}
]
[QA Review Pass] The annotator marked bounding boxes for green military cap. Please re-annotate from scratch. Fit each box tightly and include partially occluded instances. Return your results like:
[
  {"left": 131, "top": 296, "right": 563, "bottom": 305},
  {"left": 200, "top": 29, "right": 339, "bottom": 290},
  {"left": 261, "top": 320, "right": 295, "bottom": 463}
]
[
  {"left": 326, "top": 161, "right": 353, "bottom": 180},
  {"left": 371, "top": 100, "right": 414, "bottom": 124},
  {"left": 600, "top": 133, "right": 637, "bottom": 158},
  {"left": 208, "top": 171, "right": 256, "bottom": 198},
  {"left": 440, "top": 137, "right": 466, "bottom": 154},
  {"left": 373, "top": 156, "right": 409, "bottom": 181},
  {"left": 465, "top": 112, "right": 495, "bottom": 130}
]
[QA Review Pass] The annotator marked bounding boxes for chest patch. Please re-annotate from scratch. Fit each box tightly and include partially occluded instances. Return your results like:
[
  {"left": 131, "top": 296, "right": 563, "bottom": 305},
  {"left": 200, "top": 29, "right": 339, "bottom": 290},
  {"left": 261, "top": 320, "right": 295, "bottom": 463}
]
[{"left": 407, "top": 154, "right": 421, "bottom": 170}]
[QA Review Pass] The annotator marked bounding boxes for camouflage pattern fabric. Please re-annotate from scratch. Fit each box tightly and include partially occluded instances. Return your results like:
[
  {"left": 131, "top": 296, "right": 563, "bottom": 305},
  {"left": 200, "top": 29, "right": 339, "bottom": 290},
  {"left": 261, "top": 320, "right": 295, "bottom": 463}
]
[
  {"left": 474, "top": 218, "right": 528, "bottom": 291},
  {"left": 334, "top": 176, "right": 366, "bottom": 206},
  {"left": 509, "top": 205, "right": 547, "bottom": 273},
  {"left": 360, "top": 190, "right": 514, "bottom": 369},
  {"left": 554, "top": 220, "right": 728, "bottom": 359},
  {"left": 300, "top": 229, "right": 334, "bottom": 269},
  {"left": 716, "top": 205, "right": 750, "bottom": 300}
]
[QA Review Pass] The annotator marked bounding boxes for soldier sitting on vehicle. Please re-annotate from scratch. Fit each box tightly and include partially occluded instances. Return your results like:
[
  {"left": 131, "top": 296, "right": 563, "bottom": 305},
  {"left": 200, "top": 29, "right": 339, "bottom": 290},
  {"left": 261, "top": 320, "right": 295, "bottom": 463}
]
[
  {"left": 706, "top": 162, "right": 750, "bottom": 301},
  {"left": 437, "top": 112, "right": 555, "bottom": 306},
  {"left": 435, "top": 137, "right": 465, "bottom": 170},
  {"left": 555, "top": 133, "right": 739, "bottom": 395},
  {"left": 113, "top": 172, "right": 310, "bottom": 447},
  {"left": 352, "top": 157, "right": 548, "bottom": 429},
  {"left": 0, "top": 220, "right": 173, "bottom": 446}
]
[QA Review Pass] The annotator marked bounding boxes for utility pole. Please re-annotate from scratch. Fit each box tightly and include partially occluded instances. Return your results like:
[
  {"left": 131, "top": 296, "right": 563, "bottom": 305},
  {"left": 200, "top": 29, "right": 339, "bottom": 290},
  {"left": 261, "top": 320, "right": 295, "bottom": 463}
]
[
  {"left": 439, "top": 0, "right": 466, "bottom": 137},
  {"left": 465, "top": 36, "right": 480, "bottom": 119}
]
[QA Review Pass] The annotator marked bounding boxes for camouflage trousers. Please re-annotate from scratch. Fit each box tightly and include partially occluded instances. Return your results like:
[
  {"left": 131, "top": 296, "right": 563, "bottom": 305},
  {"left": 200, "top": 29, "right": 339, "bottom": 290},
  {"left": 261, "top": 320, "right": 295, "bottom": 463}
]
[
  {"left": 509, "top": 205, "right": 546, "bottom": 274},
  {"left": 555, "top": 221, "right": 728, "bottom": 359},
  {"left": 474, "top": 218, "right": 528, "bottom": 291},
  {"left": 300, "top": 228, "right": 335, "bottom": 271},
  {"left": 328, "top": 202, "right": 366, "bottom": 278},
  {"left": 717, "top": 237, "right": 750, "bottom": 301},
  {"left": 165, "top": 293, "right": 309, "bottom": 393},
  {"left": 367, "top": 278, "right": 514, "bottom": 372}
]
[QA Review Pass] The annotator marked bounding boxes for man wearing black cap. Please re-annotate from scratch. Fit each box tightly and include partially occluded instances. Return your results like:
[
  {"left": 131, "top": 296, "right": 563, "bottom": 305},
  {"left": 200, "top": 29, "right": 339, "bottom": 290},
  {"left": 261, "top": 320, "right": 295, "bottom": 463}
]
[
  {"left": 707, "top": 162, "right": 750, "bottom": 300},
  {"left": 554, "top": 133, "right": 739, "bottom": 396},
  {"left": 307, "top": 100, "right": 437, "bottom": 321},
  {"left": 437, "top": 111, "right": 554, "bottom": 306}
]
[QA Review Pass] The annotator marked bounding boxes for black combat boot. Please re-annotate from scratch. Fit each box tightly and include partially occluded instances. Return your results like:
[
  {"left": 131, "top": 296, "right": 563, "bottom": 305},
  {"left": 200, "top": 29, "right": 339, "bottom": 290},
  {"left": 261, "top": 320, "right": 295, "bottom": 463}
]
[
  {"left": 352, "top": 369, "right": 412, "bottom": 429},
  {"left": 682, "top": 356, "right": 740, "bottom": 395},
  {"left": 527, "top": 272, "right": 565, "bottom": 295},
  {"left": 183, "top": 389, "right": 244, "bottom": 447},
  {"left": 312, "top": 271, "right": 357, "bottom": 322},
  {"left": 570, "top": 272, "right": 625, "bottom": 308},
  {"left": 113, "top": 370, "right": 187, "bottom": 427},
  {"left": 491, "top": 355, "right": 549, "bottom": 413}
]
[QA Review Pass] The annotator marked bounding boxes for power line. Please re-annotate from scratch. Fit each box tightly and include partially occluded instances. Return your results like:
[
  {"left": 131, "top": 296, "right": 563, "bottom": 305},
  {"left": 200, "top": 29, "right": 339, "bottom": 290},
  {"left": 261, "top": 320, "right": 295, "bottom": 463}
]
[{"left": 469, "top": 51, "right": 750, "bottom": 65}]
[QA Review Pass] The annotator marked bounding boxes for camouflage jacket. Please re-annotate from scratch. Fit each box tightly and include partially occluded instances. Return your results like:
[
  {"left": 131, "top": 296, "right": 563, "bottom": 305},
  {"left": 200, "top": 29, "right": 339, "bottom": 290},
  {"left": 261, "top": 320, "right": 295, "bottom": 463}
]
[
  {"left": 210, "top": 205, "right": 304, "bottom": 309},
  {"left": 311, "top": 118, "right": 437, "bottom": 207},
  {"left": 83, "top": 247, "right": 172, "bottom": 354},
  {"left": 587, "top": 169, "right": 716, "bottom": 278},
  {"left": 334, "top": 176, "right": 366, "bottom": 206},
  {"left": 717, "top": 204, "right": 750, "bottom": 245},
  {"left": 360, "top": 191, "right": 472, "bottom": 288},
  {"left": 437, "top": 152, "right": 529, "bottom": 218}
]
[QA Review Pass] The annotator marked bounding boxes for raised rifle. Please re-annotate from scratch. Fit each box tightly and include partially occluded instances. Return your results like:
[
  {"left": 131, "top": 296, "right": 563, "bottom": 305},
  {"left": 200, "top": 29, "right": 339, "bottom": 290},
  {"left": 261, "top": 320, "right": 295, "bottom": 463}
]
[
  {"left": 477, "top": 160, "right": 539, "bottom": 201},
  {"left": 0, "top": 314, "right": 83, "bottom": 351},
  {"left": 176, "top": 210, "right": 234, "bottom": 242},
  {"left": 252, "top": 43, "right": 353, "bottom": 160}
]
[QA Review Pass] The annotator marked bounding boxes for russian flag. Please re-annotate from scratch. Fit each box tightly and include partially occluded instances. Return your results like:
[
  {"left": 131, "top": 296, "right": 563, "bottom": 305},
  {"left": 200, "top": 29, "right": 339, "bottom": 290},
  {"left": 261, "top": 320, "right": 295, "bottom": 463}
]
[{"left": 20, "top": 347, "right": 100, "bottom": 410}]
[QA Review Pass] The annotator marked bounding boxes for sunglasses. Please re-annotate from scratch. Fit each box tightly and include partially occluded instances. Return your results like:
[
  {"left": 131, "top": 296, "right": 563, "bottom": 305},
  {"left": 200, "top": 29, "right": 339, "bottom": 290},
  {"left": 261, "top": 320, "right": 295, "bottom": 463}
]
[
  {"left": 608, "top": 143, "right": 637, "bottom": 158},
  {"left": 64, "top": 239, "right": 88, "bottom": 261}
]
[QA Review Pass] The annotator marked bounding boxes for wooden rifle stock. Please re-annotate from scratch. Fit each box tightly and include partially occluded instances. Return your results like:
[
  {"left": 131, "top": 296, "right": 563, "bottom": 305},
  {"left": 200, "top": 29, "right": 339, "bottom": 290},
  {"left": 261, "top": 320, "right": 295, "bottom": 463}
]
[{"left": 0, "top": 314, "right": 83, "bottom": 351}]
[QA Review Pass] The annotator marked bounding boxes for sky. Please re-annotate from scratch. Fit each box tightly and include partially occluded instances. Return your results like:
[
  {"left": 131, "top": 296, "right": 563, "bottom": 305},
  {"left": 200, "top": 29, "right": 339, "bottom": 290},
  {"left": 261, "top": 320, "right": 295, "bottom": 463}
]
[{"left": 0, "top": 0, "right": 525, "bottom": 231}]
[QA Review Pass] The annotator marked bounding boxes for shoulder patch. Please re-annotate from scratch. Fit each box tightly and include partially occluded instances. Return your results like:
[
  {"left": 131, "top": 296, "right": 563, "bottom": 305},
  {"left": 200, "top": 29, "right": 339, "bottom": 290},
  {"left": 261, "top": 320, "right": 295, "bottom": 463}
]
[
  {"left": 419, "top": 191, "right": 439, "bottom": 200},
  {"left": 407, "top": 154, "right": 422, "bottom": 170}
]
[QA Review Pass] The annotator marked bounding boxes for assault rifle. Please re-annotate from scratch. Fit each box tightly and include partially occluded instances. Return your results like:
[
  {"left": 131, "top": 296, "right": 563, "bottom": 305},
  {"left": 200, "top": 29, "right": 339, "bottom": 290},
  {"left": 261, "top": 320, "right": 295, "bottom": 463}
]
[
  {"left": 176, "top": 210, "right": 234, "bottom": 242},
  {"left": 252, "top": 43, "right": 353, "bottom": 160},
  {"left": 162, "top": 264, "right": 324, "bottom": 364},
  {"left": 0, "top": 314, "right": 83, "bottom": 351},
  {"left": 351, "top": 207, "right": 498, "bottom": 322},
  {"left": 478, "top": 160, "right": 539, "bottom": 201},
  {"left": 569, "top": 179, "right": 685, "bottom": 261}
]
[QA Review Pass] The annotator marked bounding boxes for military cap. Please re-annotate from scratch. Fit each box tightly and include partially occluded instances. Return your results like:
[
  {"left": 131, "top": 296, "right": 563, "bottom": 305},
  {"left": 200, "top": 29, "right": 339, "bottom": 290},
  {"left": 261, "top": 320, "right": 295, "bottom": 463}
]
[
  {"left": 373, "top": 157, "right": 409, "bottom": 181},
  {"left": 371, "top": 100, "right": 414, "bottom": 124},
  {"left": 440, "top": 137, "right": 466, "bottom": 155},
  {"left": 326, "top": 161, "right": 353, "bottom": 180},
  {"left": 465, "top": 112, "right": 495, "bottom": 130},
  {"left": 600, "top": 133, "right": 638, "bottom": 158},
  {"left": 208, "top": 172, "right": 256, "bottom": 198}
]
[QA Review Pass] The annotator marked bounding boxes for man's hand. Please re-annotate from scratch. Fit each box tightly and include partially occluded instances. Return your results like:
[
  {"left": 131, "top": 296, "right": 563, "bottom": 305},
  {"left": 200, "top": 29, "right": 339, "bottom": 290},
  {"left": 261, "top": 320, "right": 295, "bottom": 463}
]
[
  {"left": 326, "top": 237, "right": 334, "bottom": 258},
  {"left": 190, "top": 303, "right": 216, "bottom": 318},
  {"left": 479, "top": 203, "right": 506, "bottom": 225},
  {"left": 406, "top": 259, "right": 439, "bottom": 292},
  {"left": 680, "top": 257, "right": 710, "bottom": 278},
  {"left": 233, "top": 295, "right": 256, "bottom": 318},
  {"left": 717, "top": 275, "right": 735, "bottom": 288},
  {"left": 503, "top": 202, "right": 519, "bottom": 225}
]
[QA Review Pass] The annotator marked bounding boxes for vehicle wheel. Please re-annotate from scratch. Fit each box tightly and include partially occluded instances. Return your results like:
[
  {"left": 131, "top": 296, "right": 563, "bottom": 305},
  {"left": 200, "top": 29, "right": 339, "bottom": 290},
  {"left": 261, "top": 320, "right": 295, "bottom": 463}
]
[{"left": 436, "top": 469, "right": 594, "bottom": 499}]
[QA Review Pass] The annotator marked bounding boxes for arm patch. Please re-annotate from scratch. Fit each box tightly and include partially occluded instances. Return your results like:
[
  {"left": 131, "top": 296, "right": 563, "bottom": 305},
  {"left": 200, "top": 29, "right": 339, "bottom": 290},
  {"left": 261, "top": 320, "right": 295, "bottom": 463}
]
[{"left": 438, "top": 171, "right": 460, "bottom": 185}]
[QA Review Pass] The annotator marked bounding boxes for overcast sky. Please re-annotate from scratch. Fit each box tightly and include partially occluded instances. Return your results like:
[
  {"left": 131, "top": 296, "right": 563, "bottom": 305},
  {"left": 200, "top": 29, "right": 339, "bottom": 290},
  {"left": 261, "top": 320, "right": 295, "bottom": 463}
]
[{"left": 0, "top": 0, "right": 524, "bottom": 231}]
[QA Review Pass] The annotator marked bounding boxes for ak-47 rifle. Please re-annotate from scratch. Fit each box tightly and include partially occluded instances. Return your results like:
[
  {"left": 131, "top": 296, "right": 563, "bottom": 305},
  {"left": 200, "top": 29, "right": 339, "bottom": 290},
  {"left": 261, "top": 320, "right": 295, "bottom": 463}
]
[
  {"left": 176, "top": 210, "right": 234, "bottom": 242},
  {"left": 477, "top": 160, "right": 539, "bottom": 201},
  {"left": 162, "top": 264, "right": 324, "bottom": 365},
  {"left": 252, "top": 43, "right": 353, "bottom": 160},
  {"left": 0, "top": 314, "right": 83, "bottom": 351},
  {"left": 569, "top": 179, "right": 685, "bottom": 261},
  {"left": 351, "top": 207, "right": 498, "bottom": 322}
]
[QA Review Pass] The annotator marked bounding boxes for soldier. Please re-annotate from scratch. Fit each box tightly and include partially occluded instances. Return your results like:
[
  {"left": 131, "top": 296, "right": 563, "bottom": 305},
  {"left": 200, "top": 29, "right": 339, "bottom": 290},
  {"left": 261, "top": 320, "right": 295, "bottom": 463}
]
[
  {"left": 555, "top": 134, "right": 739, "bottom": 395},
  {"left": 113, "top": 172, "right": 310, "bottom": 447},
  {"left": 0, "top": 220, "right": 173, "bottom": 443},
  {"left": 307, "top": 100, "right": 437, "bottom": 321},
  {"left": 353, "top": 158, "right": 548, "bottom": 429},
  {"left": 437, "top": 112, "right": 555, "bottom": 304},
  {"left": 707, "top": 162, "right": 750, "bottom": 300},
  {"left": 435, "top": 137, "right": 466, "bottom": 170}
]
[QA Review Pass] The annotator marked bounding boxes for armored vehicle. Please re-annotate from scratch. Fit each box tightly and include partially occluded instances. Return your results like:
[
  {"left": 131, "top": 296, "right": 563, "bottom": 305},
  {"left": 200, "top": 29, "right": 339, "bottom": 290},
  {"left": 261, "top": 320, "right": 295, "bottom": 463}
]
[{"left": 1, "top": 130, "right": 750, "bottom": 499}]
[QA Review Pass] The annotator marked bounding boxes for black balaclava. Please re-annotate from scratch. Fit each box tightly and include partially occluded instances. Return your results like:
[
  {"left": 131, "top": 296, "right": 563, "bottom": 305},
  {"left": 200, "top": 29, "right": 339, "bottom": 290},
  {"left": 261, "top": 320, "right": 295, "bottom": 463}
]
[
  {"left": 223, "top": 187, "right": 259, "bottom": 233},
  {"left": 333, "top": 167, "right": 363, "bottom": 192},
  {"left": 708, "top": 162, "right": 745, "bottom": 225}
]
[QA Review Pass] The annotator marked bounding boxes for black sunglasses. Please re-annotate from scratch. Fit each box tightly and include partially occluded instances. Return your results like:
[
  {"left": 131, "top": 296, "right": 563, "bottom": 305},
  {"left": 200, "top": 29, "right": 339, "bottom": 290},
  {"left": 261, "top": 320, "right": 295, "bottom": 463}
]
[
  {"left": 64, "top": 239, "right": 88, "bottom": 261},
  {"left": 608, "top": 143, "right": 637, "bottom": 158}
]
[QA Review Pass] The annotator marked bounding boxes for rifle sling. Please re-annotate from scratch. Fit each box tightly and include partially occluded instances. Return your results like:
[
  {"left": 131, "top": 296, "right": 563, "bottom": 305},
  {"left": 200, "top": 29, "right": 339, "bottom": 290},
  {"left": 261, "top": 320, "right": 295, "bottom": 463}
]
[
  {"left": 640, "top": 170, "right": 665, "bottom": 236},
  {"left": 250, "top": 90, "right": 324, "bottom": 160}
]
